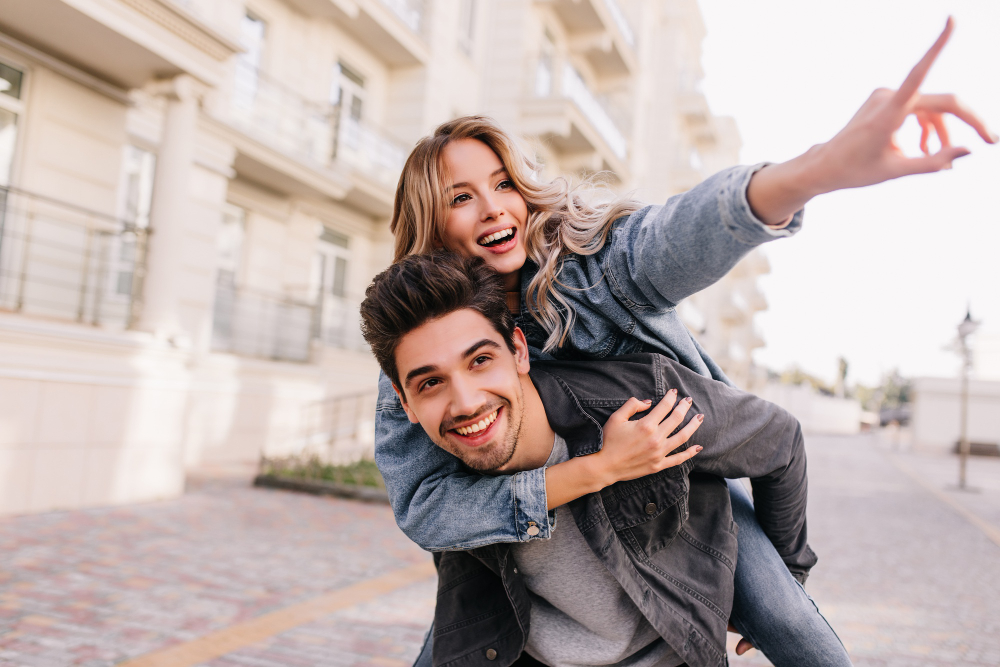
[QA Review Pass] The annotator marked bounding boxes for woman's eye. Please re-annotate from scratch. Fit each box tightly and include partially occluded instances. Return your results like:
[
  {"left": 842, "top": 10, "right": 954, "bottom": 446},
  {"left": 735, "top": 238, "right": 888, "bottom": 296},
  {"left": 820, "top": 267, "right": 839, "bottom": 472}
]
[
  {"left": 497, "top": 179, "right": 514, "bottom": 191},
  {"left": 451, "top": 193, "right": 471, "bottom": 206}
]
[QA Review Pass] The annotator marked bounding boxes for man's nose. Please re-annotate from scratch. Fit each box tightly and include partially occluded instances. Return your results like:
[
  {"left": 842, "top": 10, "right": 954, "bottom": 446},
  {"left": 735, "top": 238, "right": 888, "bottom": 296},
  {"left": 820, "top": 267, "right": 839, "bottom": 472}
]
[{"left": 449, "top": 375, "right": 486, "bottom": 419}]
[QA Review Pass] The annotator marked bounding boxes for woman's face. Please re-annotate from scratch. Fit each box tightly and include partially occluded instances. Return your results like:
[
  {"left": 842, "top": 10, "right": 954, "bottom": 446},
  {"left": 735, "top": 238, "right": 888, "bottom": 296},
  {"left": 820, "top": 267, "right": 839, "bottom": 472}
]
[{"left": 438, "top": 138, "right": 528, "bottom": 288}]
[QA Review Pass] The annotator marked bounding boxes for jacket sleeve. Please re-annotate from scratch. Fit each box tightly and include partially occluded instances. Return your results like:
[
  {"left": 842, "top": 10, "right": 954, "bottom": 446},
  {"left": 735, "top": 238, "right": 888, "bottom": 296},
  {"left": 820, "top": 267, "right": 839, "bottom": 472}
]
[
  {"left": 605, "top": 164, "right": 802, "bottom": 310},
  {"left": 653, "top": 358, "right": 816, "bottom": 581},
  {"left": 374, "top": 371, "right": 553, "bottom": 551}
]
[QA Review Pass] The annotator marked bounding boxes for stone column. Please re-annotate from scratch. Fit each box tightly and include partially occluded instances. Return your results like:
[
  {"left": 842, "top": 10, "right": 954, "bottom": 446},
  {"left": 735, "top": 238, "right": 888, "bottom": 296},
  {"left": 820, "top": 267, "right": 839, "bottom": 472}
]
[{"left": 138, "top": 75, "right": 199, "bottom": 342}]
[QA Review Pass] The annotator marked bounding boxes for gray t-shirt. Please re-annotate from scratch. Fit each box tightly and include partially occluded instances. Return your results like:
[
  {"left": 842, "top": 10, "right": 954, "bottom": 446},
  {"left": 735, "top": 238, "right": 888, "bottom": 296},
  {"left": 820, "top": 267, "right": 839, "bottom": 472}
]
[{"left": 510, "top": 434, "right": 684, "bottom": 667}]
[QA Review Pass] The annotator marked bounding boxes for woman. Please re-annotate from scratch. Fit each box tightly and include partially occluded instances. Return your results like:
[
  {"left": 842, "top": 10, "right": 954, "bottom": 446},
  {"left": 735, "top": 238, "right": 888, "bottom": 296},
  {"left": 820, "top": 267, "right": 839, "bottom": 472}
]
[{"left": 376, "top": 19, "right": 994, "bottom": 666}]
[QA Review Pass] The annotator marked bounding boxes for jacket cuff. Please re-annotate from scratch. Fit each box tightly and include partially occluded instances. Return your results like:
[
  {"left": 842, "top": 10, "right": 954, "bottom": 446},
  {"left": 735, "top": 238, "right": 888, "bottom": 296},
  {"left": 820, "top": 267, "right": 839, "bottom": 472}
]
[
  {"left": 513, "top": 467, "right": 552, "bottom": 540},
  {"left": 720, "top": 163, "right": 804, "bottom": 244}
]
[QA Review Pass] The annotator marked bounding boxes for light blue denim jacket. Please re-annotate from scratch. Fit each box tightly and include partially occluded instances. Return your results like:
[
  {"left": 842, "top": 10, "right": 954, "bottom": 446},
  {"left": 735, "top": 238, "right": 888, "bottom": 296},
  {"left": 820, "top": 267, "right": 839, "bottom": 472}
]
[{"left": 374, "top": 164, "right": 802, "bottom": 551}]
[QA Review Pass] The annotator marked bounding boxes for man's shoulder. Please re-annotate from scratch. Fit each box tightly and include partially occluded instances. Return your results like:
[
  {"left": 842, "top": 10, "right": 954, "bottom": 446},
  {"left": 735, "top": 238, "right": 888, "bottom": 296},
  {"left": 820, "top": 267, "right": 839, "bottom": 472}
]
[{"left": 531, "top": 354, "right": 666, "bottom": 405}]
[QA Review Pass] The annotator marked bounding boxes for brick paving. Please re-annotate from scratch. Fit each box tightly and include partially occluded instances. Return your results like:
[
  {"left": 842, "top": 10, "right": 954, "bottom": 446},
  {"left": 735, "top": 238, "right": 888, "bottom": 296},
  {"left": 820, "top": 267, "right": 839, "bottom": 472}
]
[{"left": 0, "top": 434, "right": 998, "bottom": 666}]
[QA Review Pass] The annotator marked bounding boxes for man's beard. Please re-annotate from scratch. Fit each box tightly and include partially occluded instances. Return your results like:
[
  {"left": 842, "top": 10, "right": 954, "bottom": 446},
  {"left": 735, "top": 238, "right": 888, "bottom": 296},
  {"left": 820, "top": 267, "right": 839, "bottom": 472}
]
[{"left": 439, "top": 385, "right": 524, "bottom": 473}]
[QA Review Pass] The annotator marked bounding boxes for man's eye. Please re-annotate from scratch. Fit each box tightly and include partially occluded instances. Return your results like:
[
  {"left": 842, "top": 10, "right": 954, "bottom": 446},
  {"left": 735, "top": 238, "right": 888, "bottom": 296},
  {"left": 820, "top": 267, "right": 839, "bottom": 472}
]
[
  {"left": 472, "top": 355, "right": 492, "bottom": 367},
  {"left": 451, "top": 193, "right": 471, "bottom": 206},
  {"left": 419, "top": 378, "right": 441, "bottom": 392}
]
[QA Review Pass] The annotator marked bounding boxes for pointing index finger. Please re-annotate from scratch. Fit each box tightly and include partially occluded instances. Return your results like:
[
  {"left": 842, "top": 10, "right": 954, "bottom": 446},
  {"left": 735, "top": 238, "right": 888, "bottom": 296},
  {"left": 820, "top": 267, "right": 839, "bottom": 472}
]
[{"left": 893, "top": 16, "right": 954, "bottom": 107}]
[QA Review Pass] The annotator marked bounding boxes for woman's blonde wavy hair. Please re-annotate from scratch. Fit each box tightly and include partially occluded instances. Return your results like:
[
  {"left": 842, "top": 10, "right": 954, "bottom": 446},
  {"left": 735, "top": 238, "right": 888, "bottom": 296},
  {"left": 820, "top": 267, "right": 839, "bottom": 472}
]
[{"left": 391, "top": 115, "right": 642, "bottom": 352}]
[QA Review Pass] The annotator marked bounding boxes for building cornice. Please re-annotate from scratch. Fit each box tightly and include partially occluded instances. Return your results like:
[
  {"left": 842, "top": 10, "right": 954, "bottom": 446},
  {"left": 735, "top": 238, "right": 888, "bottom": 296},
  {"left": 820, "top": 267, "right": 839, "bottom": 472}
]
[{"left": 115, "top": 0, "right": 243, "bottom": 61}]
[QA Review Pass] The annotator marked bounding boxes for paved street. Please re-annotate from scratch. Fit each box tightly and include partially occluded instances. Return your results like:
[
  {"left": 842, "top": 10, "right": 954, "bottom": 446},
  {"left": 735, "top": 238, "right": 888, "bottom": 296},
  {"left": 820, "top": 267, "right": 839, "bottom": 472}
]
[{"left": 1, "top": 434, "right": 999, "bottom": 666}]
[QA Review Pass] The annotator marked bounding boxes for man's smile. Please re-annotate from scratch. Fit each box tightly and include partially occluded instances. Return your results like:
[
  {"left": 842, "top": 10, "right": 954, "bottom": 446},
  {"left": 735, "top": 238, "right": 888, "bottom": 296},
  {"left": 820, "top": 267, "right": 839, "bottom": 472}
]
[{"left": 446, "top": 406, "right": 504, "bottom": 447}]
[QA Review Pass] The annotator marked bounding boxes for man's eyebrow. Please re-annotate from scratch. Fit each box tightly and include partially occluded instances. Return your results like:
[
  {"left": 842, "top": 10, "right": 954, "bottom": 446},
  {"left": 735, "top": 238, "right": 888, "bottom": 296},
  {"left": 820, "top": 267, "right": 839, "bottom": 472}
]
[
  {"left": 447, "top": 167, "right": 508, "bottom": 192},
  {"left": 403, "top": 364, "right": 437, "bottom": 389},
  {"left": 462, "top": 338, "right": 501, "bottom": 359}
]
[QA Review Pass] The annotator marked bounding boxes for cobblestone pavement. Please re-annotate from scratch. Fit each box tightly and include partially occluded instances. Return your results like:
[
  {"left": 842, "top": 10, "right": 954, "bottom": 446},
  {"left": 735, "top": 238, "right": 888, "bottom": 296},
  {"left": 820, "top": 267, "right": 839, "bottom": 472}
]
[
  {"left": 1, "top": 434, "right": 999, "bottom": 666},
  {"left": 731, "top": 433, "right": 1000, "bottom": 667}
]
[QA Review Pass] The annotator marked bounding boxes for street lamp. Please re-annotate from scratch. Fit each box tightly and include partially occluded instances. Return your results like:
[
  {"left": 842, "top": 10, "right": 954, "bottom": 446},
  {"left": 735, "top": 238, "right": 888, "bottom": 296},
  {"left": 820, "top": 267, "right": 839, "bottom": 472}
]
[{"left": 956, "top": 308, "right": 980, "bottom": 490}]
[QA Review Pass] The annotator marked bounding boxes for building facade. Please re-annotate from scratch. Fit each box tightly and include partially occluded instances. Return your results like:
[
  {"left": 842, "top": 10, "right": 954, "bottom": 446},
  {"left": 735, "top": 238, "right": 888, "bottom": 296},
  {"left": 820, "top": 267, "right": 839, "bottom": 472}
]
[{"left": 0, "top": 0, "right": 768, "bottom": 514}]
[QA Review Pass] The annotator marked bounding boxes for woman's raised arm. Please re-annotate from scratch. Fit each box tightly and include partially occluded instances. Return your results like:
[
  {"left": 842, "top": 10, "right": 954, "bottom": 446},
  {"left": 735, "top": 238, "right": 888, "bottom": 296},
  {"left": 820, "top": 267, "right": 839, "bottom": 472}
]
[{"left": 746, "top": 17, "right": 996, "bottom": 226}]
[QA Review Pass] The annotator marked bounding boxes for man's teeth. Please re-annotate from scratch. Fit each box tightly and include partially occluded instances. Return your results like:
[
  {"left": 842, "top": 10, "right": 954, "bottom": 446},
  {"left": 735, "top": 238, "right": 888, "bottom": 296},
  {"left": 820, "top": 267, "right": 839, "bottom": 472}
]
[
  {"left": 478, "top": 228, "right": 514, "bottom": 246},
  {"left": 455, "top": 410, "right": 499, "bottom": 436}
]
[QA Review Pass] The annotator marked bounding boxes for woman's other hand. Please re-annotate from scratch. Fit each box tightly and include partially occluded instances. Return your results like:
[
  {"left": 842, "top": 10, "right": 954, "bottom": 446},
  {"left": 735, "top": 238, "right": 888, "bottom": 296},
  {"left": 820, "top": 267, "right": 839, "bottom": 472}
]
[
  {"left": 593, "top": 390, "right": 703, "bottom": 486},
  {"left": 747, "top": 17, "right": 997, "bottom": 226}
]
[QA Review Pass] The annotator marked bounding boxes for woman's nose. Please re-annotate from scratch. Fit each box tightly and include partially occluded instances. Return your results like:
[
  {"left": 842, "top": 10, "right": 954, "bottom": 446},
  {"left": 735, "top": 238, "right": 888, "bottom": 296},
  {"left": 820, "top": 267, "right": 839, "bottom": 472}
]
[{"left": 479, "top": 193, "right": 502, "bottom": 221}]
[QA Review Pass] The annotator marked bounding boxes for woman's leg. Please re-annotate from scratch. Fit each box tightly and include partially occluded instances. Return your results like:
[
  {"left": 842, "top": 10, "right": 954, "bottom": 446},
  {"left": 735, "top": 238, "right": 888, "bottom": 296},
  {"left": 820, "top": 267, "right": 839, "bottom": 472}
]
[
  {"left": 413, "top": 623, "right": 433, "bottom": 667},
  {"left": 727, "top": 479, "right": 852, "bottom": 666}
]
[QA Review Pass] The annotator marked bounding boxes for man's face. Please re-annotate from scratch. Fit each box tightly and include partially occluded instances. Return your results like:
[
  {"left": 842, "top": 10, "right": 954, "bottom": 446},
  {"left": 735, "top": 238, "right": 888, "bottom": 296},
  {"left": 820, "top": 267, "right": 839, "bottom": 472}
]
[{"left": 394, "top": 309, "right": 530, "bottom": 473}]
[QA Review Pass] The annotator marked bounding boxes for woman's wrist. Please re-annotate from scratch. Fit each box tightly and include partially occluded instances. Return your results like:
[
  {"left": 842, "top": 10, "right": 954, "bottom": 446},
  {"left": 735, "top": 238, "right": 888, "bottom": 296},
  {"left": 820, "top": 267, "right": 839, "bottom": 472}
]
[{"left": 747, "top": 144, "right": 831, "bottom": 226}]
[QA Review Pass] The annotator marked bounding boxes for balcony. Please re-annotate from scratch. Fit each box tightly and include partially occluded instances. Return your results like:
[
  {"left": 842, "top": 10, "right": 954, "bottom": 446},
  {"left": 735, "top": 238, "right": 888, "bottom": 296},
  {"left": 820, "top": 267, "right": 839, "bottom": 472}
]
[
  {"left": 0, "top": 186, "right": 147, "bottom": 329},
  {"left": 211, "top": 282, "right": 367, "bottom": 364},
  {"left": 541, "top": 0, "right": 637, "bottom": 77},
  {"left": 279, "top": 0, "right": 428, "bottom": 66},
  {"left": 0, "top": 0, "right": 240, "bottom": 89},
  {"left": 523, "top": 63, "right": 630, "bottom": 179},
  {"left": 212, "top": 63, "right": 407, "bottom": 216}
]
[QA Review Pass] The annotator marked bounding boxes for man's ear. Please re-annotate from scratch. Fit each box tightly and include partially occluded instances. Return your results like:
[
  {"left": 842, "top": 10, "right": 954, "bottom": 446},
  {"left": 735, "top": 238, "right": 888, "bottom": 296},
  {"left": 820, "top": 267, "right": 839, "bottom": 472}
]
[
  {"left": 392, "top": 384, "right": 420, "bottom": 424},
  {"left": 512, "top": 326, "right": 530, "bottom": 375}
]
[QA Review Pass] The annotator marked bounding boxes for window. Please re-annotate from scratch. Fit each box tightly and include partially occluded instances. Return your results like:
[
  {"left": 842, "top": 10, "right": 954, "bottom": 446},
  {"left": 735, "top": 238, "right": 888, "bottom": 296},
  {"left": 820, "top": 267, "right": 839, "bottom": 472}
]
[
  {"left": 216, "top": 205, "right": 246, "bottom": 288},
  {"left": 331, "top": 61, "right": 365, "bottom": 121},
  {"left": 535, "top": 30, "right": 555, "bottom": 98},
  {"left": 113, "top": 146, "right": 156, "bottom": 297},
  {"left": 0, "top": 60, "right": 25, "bottom": 187},
  {"left": 458, "top": 0, "right": 476, "bottom": 56},
  {"left": 234, "top": 13, "right": 266, "bottom": 110}
]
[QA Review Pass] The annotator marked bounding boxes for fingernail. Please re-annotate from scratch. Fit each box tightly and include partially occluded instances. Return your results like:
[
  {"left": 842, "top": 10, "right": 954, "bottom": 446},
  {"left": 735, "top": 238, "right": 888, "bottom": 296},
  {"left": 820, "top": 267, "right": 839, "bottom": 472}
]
[
  {"left": 991, "top": 132, "right": 999, "bottom": 143},
  {"left": 694, "top": 445, "right": 703, "bottom": 452},
  {"left": 642, "top": 398, "right": 652, "bottom": 403},
  {"left": 956, "top": 148, "right": 971, "bottom": 158},
  {"left": 668, "top": 388, "right": 677, "bottom": 395},
  {"left": 696, "top": 414, "right": 704, "bottom": 422},
  {"left": 684, "top": 397, "right": 693, "bottom": 404}
]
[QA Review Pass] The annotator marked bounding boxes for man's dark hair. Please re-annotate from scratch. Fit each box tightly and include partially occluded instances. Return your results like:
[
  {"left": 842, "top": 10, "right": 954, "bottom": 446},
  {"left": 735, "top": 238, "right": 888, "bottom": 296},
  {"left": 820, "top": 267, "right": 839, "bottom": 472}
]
[{"left": 360, "top": 252, "right": 517, "bottom": 392}]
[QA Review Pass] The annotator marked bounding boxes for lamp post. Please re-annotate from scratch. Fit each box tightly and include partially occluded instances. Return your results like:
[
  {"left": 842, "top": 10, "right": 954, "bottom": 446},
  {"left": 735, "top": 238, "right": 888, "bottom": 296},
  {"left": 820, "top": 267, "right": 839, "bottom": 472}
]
[{"left": 957, "top": 308, "right": 980, "bottom": 490}]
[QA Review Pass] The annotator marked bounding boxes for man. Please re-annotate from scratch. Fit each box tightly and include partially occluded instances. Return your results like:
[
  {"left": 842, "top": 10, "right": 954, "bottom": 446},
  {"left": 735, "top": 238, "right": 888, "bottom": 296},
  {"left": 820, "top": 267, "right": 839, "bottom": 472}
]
[{"left": 359, "top": 253, "right": 826, "bottom": 667}]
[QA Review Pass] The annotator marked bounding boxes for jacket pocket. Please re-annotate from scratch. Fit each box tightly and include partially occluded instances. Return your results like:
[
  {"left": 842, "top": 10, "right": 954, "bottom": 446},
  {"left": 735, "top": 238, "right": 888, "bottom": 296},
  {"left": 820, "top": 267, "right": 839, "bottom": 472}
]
[{"left": 600, "top": 467, "right": 690, "bottom": 559}]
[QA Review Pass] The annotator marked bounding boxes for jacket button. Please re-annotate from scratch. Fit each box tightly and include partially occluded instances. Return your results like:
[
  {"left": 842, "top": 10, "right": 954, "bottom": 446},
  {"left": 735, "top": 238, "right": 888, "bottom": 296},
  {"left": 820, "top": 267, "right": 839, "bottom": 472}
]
[
  {"left": 645, "top": 502, "right": 657, "bottom": 515},
  {"left": 486, "top": 648, "right": 497, "bottom": 660},
  {"left": 526, "top": 525, "right": 540, "bottom": 536}
]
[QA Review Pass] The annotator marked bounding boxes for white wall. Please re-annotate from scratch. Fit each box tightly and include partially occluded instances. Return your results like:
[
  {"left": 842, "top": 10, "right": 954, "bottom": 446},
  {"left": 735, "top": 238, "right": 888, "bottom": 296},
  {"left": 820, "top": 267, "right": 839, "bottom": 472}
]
[
  {"left": 911, "top": 377, "right": 1000, "bottom": 453},
  {"left": 760, "top": 382, "right": 862, "bottom": 436}
]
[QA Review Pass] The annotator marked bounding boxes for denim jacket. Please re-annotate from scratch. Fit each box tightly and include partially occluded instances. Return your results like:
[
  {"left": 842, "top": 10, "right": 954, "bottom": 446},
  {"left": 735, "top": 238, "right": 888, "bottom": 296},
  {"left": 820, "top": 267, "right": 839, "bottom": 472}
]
[
  {"left": 432, "top": 355, "right": 808, "bottom": 667},
  {"left": 374, "top": 164, "right": 803, "bottom": 551}
]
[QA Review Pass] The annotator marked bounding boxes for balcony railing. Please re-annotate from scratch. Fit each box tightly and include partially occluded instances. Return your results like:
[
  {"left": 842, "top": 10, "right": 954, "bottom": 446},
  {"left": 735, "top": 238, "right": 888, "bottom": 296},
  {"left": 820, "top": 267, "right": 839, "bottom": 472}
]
[
  {"left": 211, "top": 281, "right": 367, "bottom": 363},
  {"left": 561, "top": 64, "right": 628, "bottom": 159},
  {"left": 227, "top": 62, "right": 406, "bottom": 188},
  {"left": 380, "top": 0, "right": 425, "bottom": 34},
  {"left": 0, "top": 186, "right": 146, "bottom": 328},
  {"left": 603, "top": 0, "right": 635, "bottom": 47}
]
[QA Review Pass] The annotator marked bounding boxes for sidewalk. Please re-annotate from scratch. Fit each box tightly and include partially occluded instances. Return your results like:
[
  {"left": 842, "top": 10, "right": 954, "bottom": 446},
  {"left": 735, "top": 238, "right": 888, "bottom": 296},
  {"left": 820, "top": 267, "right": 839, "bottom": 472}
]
[
  {"left": 0, "top": 479, "right": 434, "bottom": 666},
  {"left": 732, "top": 433, "right": 1000, "bottom": 667},
  {"left": 1, "top": 434, "right": 998, "bottom": 666}
]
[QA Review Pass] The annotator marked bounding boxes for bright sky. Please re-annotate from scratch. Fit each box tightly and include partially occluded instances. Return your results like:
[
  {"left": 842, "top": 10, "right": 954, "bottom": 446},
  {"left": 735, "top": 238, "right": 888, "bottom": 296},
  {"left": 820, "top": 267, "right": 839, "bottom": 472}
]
[{"left": 699, "top": 0, "right": 1000, "bottom": 386}]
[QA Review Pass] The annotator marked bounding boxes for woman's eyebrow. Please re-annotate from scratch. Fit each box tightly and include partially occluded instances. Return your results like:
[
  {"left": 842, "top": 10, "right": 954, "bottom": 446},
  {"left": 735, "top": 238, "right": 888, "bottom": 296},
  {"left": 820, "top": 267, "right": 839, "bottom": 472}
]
[{"left": 447, "top": 168, "right": 508, "bottom": 192}]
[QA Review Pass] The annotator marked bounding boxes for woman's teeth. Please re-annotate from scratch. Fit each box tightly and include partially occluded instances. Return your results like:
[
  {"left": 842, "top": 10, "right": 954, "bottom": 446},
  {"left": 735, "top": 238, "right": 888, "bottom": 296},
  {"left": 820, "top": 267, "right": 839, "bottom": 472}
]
[
  {"left": 455, "top": 409, "right": 499, "bottom": 436},
  {"left": 478, "top": 228, "right": 514, "bottom": 246}
]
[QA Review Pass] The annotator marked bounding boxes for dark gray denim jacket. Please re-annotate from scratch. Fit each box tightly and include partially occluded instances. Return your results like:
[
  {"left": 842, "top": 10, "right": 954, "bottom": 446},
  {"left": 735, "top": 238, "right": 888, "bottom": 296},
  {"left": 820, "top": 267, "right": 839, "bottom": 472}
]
[
  {"left": 432, "top": 354, "right": 812, "bottom": 667},
  {"left": 375, "top": 164, "right": 804, "bottom": 552}
]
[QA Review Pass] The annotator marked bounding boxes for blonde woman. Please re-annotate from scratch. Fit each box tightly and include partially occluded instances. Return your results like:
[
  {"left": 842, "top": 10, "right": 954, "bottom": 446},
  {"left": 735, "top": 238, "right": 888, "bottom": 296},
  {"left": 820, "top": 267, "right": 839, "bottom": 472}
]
[{"left": 377, "top": 20, "right": 994, "bottom": 666}]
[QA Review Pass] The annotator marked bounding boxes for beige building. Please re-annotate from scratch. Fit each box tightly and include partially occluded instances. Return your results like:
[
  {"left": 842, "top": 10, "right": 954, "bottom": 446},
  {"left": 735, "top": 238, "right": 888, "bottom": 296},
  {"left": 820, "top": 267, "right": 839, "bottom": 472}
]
[{"left": 0, "top": 0, "right": 767, "bottom": 515}]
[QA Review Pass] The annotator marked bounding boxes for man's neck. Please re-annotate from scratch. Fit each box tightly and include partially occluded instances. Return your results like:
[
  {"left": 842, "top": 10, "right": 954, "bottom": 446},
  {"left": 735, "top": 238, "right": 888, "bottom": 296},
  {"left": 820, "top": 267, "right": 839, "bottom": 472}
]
[{"left": 499, "top": 373, "right": 555, "bottom": 472}]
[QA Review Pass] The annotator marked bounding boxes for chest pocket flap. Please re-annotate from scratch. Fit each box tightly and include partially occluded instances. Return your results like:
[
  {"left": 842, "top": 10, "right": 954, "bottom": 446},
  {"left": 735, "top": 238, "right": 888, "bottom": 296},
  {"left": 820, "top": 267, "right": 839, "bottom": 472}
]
[{"left": 600, "top": 463, "right": 691, "bottom": 558}]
